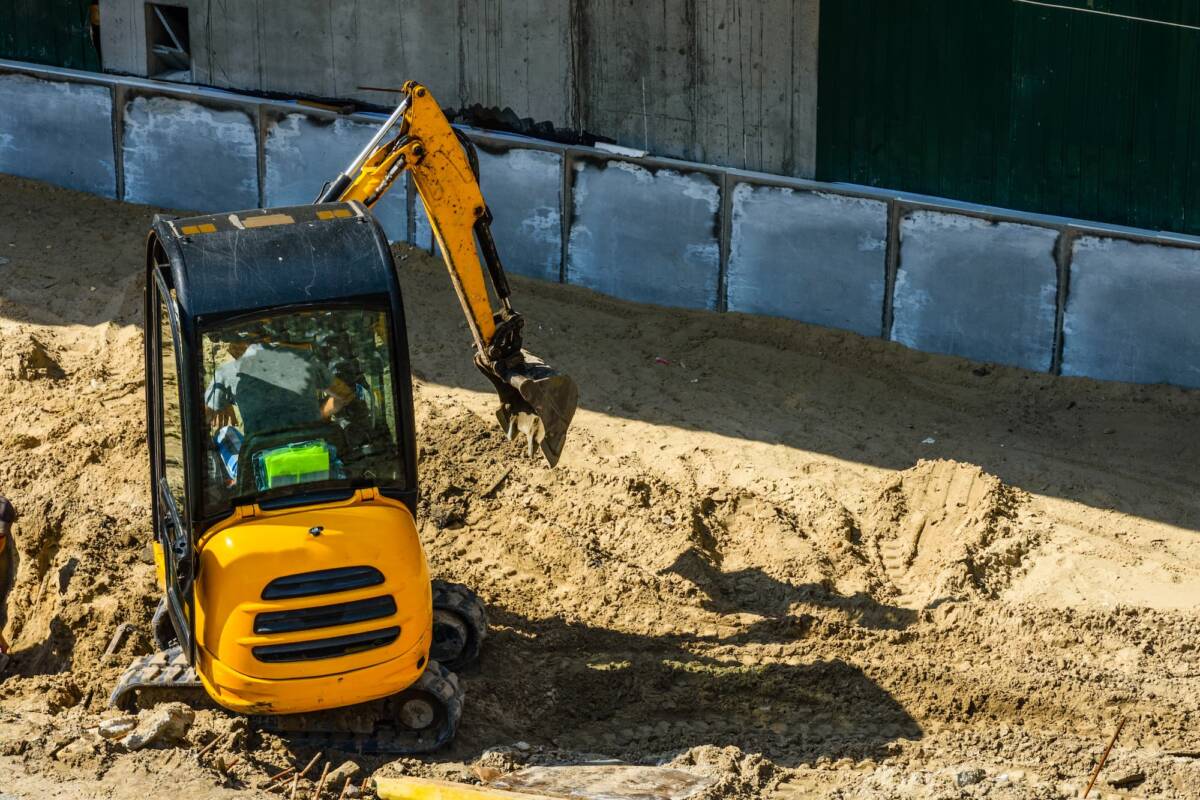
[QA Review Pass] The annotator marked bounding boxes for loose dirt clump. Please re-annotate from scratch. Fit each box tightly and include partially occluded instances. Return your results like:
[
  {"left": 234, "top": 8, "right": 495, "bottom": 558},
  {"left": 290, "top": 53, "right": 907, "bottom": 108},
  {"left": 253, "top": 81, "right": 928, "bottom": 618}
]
[{"left": 862, "top": 460, "right": 1034, "bottom": 606}]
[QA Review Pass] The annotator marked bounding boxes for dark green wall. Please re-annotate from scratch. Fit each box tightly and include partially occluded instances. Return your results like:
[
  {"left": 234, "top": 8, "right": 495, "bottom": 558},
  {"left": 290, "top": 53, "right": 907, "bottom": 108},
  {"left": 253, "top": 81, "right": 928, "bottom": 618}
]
[
  {"left": 0, "top": 0, "right": 99, "bottom": 71},
  {"left": 817, "top": 0, "right": 1200, "bottom": 235}
]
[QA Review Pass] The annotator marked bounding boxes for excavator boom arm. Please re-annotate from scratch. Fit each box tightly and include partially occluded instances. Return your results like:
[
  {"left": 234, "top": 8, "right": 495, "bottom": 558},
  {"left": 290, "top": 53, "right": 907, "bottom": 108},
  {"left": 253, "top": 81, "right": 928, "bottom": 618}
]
[{"left": 316, "top": 82, "right": 577, "bottom": 466}]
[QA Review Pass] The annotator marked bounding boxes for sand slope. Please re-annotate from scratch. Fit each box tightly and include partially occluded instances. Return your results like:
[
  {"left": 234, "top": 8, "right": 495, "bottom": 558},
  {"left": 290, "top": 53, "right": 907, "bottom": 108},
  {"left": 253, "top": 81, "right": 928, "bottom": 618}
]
[{"left": 0, "top": 175, "right": 1198, "bottom": 798}]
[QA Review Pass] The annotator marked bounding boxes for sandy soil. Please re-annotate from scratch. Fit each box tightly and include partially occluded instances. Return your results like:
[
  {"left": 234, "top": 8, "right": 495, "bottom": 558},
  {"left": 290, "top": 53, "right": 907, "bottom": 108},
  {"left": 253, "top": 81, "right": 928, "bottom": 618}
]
[{"left": 0, "top": 174, "right": 1198, "bottom": 799}]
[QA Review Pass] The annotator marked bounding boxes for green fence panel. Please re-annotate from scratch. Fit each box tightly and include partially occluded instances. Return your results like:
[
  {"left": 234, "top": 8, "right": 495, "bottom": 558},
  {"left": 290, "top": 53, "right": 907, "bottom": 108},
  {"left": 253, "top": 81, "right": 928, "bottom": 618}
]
[
  {"left": 817, "top": 0, "right": 1200, "bottom": 235},
  {"left": 0, "top": 0, "right": 100, "bottom": 71}
]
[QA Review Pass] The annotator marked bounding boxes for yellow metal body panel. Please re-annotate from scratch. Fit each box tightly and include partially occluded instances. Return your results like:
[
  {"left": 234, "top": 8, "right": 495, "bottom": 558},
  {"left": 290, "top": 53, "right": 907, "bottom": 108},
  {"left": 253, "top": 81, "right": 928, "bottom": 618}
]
[
  {"left": 191, "top": 490, "right": 431, "bottom": 714},
  {"left": 152, "top": 540, "right": 166, "bottom": 589}
]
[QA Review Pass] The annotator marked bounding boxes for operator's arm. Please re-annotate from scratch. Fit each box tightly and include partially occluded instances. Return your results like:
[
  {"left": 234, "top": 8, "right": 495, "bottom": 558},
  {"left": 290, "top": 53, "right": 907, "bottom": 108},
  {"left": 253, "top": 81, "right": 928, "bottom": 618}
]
[
  {"left": 320, "top": 376, "right": 355, "bottom": 420},
  {"left": 315, "top": 82, "right": 578, "bottom": 466}
]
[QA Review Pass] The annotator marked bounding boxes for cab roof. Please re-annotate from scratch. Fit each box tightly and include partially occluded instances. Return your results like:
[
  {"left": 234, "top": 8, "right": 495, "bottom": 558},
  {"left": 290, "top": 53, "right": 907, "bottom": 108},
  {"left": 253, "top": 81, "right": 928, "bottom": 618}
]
[{"left": 149, "top": 202, "right": 396, "bottom": 321}]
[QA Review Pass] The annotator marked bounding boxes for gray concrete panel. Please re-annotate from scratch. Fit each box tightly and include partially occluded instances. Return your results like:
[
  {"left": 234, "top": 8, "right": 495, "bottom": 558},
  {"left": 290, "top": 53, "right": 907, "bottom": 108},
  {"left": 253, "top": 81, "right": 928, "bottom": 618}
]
[
  {"left": 475, "top": 144, "right": 562, "bottom": 283},
  {"left": 1062, "top": 237, "right": 1200, "bottom": 387},
  {"left": 727, "top": 183, "right": 887, "bottom": 337},
  {"left": 566, "top": 157, "right": 721, "bottom": 310},
  {"left": 692, "top": 0, "right": 820, "bottom": 176},
  {"left": 122, "top": 94, "right": 258, "bottom": 212},
  {"left": 892, "top": 211, "right": 1059, "bottom": 372},
  {"left": 185, "top": 0, "right": 462, "bottom": 107},
  {"left": 97, "top": 0, "right": 147, "bottom": 77},
  {"left": 263, "top": 112, "right": 407, "bottom": 242},
  {"left": 0, "top": 74, "right": 116, "bottom": 198}
]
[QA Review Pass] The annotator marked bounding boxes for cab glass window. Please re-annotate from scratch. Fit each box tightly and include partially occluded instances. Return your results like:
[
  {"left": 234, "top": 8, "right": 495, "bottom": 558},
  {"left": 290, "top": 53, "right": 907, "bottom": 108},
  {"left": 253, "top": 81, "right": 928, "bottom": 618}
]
[
  {"left": 198, "top": 308, "right": 402, "bottom": 515},
  {"left": 159, "top": 295, "right": 187, "bottom": 508}
]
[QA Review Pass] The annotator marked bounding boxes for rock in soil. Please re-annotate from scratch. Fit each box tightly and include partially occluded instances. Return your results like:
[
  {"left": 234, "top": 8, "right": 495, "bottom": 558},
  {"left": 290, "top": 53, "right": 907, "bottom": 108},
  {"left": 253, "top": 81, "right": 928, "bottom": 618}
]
[{"left": 120, "top": 703, "right": 195, "bottom": 751}]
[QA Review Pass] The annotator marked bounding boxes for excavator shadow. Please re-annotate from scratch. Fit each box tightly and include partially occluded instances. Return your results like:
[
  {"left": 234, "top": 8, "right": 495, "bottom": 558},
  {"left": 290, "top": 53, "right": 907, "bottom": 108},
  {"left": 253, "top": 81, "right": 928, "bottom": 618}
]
[
  {"left": 662, "top": 549, "right": 918, "bottom": 633},
  {"left": 4, "top": 616, "right": 77, "bottom": 679},
  {"left": 453, "top": 608, "right": 923, "bottom": 769}
]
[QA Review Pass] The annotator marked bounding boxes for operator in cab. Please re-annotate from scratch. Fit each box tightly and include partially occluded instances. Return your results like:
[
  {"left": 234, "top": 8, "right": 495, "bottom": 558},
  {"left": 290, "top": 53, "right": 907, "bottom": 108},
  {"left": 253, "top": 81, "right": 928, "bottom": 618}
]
[
  {"left": 198, "top": 312, "right": 401, "bottom": 513},
  {"left": 204, "top": 327, "right": 355, "bottom": 434}
]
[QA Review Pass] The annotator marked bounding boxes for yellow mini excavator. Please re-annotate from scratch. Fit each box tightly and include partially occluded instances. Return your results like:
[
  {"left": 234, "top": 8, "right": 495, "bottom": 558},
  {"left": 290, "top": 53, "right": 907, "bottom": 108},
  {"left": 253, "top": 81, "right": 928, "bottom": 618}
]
[{"left": 110, "top": 82, "right": 578, "bottom": 753}]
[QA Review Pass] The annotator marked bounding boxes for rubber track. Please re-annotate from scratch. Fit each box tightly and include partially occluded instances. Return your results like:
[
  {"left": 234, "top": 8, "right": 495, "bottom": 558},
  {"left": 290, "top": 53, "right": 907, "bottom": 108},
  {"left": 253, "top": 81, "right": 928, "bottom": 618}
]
[
  {"left": 251, "top": 661, "right": 463, "bottom": 754},
  {"left": 109, "top": 649, "right": 463, "bottom": 755},
  {"left": 109, "top": 645, "right": 204, "bottom": 711}
]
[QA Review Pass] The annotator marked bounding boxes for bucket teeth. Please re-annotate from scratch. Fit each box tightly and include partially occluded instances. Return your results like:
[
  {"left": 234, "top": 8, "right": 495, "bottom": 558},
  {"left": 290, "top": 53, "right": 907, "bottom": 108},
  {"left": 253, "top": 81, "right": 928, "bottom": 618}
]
[{"left": 477, "top": 349, "right": 578, "bottom": 467}]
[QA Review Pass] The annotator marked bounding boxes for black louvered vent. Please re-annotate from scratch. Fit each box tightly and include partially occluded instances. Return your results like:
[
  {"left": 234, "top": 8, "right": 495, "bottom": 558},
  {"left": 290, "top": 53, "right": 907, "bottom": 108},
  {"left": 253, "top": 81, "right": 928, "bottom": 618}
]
[
  {"left": 262, "top": 566, "right": 384, "bottom": 600},
  {"left": 254, "top": 595, "right": 396, "bottom": 634},
  {"left": 252, "top": 627, "right": 400, "bottom": 663}
]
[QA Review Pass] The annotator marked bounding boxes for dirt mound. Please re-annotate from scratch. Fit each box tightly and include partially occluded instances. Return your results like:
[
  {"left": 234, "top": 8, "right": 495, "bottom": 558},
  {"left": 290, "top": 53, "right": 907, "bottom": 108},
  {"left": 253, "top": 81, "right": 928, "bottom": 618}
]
[{"left": 861, "top": 460, "right": 1034, "bottom": 606}]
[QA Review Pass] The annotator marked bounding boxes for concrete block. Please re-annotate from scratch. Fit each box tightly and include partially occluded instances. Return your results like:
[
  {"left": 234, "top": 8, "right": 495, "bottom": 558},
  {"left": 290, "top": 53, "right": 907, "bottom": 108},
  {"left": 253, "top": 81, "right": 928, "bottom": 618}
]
[
  {"left": 727, "top": 183, "right": 887, "bottom": 336},
  {"left": 122, "top": 93, "right": 258, "bottom": 212},
  {"left": 0, "top": 73, "right": 116, "bottom": 197},
  {"left": 475, "top": 143, "right": 562, "bottom": 282},
  {"left": 1062, "top": 236, "right": 1200, "bottom": 387},
  {"left": 892, "top": 210, "right": 1059, "bottom": 372},
  {"left": 263, "top": 112, "right": 407, "bottom": 242},
  {"left": 566, "top": 157, "right": 721, "bottom": 310}
]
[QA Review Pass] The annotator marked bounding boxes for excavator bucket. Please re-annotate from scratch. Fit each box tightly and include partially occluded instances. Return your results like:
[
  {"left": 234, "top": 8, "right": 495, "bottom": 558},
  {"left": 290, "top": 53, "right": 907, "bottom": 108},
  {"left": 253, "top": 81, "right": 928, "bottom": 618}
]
[{"left": 477, "top": 350, "right": 578, "bottom": 468}]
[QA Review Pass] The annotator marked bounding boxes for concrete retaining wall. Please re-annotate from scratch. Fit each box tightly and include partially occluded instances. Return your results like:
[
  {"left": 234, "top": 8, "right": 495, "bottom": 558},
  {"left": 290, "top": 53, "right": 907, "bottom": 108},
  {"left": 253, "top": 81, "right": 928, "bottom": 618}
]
[
  {"left": 1063, "top": 236, "right": 1200, "bottom": 387},
  {"left": 122, "top": 92, "right": 259, "bottom": 212},
  {"left": 0, "top": 72, "right": 116, "bottom": 198},
  {"left": 474, "top": 141, "right": 563, "bottom": 283},
  {"left": 1, "top": 60, "right": 1197, "bottom": 391},
  {"left": 96, "top": 0, "right": 821, "bottom": 180},
  {"left": 262, "top": 110, "right": 408, "bottom": 242}
]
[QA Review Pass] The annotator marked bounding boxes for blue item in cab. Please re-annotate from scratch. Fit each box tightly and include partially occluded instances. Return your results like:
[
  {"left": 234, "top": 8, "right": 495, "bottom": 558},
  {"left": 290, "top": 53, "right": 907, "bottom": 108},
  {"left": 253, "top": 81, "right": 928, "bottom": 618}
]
[{"left": 215, "top": 425, "right": 244, "bottom": 482}]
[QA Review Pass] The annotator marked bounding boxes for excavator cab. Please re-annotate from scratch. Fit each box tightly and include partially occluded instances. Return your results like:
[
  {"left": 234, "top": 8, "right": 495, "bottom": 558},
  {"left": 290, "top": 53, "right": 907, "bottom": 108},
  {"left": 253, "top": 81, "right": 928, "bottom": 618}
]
[{"left": 119, "top": 203, "right": 482, "bottom": 752}]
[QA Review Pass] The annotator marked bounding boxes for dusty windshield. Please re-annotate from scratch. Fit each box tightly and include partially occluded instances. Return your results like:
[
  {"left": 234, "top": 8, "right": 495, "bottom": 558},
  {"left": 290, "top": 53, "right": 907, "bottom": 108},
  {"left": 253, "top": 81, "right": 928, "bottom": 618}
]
[{"left": 200, "top": 308, "right": 402, "bottom": 514}]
